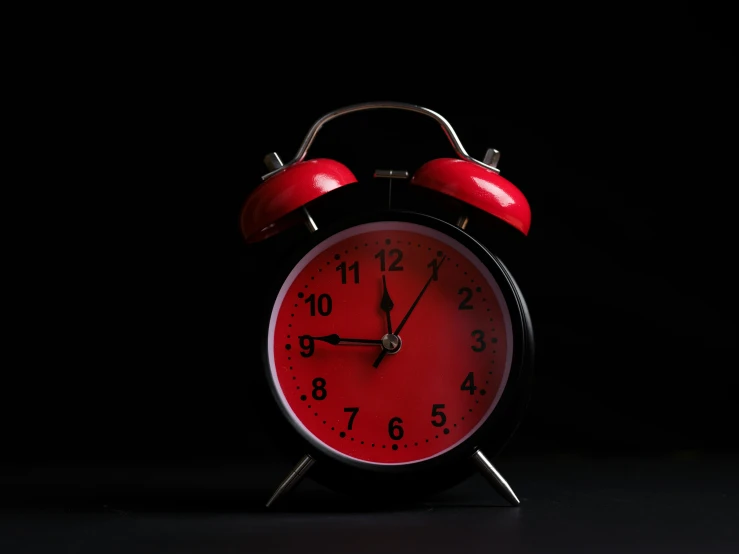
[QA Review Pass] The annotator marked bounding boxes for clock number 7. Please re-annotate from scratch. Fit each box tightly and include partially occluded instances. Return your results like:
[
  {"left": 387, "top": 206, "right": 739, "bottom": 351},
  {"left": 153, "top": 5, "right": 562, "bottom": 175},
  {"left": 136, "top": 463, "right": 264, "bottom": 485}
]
[{"left": 344, "top": 407, "right": 359, "bottom": 430}]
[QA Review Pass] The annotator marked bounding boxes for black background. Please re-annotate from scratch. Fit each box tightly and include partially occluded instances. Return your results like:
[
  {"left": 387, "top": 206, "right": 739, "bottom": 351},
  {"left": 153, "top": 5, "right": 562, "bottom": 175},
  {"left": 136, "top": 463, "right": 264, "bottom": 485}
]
[{"left": 5, "top": 9, "right": 737, "bottom": 510}]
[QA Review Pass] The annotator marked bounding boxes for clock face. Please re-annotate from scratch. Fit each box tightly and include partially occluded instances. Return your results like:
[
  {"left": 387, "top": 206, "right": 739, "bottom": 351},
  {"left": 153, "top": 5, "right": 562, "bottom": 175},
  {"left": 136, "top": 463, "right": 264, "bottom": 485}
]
[{"left": 267, "top": 220, "right": 513, "bottom": 467}]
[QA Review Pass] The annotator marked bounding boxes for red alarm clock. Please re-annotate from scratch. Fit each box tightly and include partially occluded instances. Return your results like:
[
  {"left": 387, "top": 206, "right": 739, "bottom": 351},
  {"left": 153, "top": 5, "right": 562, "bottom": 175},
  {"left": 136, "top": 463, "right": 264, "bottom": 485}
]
[{"left": 240, "top": 102, "right": 534, "bottom": 508}]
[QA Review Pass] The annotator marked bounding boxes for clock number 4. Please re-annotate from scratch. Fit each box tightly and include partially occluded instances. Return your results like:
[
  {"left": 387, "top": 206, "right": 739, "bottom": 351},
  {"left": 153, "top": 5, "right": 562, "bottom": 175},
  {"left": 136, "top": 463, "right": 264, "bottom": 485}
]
[
  {"left": 388, "top": 417, "right": 404, "bottom": 440},
  {"left": 306, "top": 293, "right": 332, "bottom": 316},
  {"left": 336, "top": 261, "right": 359, "bottom": 284},
  {"left": 375, "top": 248, "right": 404, "bottom": 271},
  {"left": 461, "top": 372, "right": 478, "bottom": 395},
  {"left": 344, "top": 407, "right": 359, "bottom": 430}
]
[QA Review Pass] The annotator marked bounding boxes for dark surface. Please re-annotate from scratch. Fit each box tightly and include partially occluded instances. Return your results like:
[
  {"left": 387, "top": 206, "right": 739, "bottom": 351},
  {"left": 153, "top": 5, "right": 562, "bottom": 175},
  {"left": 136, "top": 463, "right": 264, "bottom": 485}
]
[
  {"left": 5, "top": 9, "right": 737, "bottom": 554},
  {"left": 2, "top": 452, "right": 738, "bottom": 553}
]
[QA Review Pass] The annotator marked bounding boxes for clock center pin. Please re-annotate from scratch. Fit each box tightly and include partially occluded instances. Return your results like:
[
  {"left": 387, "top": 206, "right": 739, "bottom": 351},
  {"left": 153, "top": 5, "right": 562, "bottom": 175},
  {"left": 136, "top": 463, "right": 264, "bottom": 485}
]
[{"left": 381, "top": 333, "right": 402, "bottom": 354}]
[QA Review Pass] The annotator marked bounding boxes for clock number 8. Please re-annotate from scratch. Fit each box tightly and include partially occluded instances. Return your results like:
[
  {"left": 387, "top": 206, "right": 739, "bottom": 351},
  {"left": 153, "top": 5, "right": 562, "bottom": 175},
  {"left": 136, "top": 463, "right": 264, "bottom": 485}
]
[
  {"left": 312, "top": 377, "right": 327, "bottom": 400},
  {"left": 388, "top": 417, "right": 404, "bottom": 440}
]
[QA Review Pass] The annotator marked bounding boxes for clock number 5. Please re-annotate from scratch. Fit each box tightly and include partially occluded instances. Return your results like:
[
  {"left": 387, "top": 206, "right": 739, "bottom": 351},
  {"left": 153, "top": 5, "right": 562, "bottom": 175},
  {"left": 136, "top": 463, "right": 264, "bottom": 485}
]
[
  {"left": 431, "top": 404, "right": 446, "bottom": 427},
  {"left": 344, "top": 407, "right": 359, "bottom": 430},
  {"left": 388, "top": 417, "right": 404, "bottom": 440}
]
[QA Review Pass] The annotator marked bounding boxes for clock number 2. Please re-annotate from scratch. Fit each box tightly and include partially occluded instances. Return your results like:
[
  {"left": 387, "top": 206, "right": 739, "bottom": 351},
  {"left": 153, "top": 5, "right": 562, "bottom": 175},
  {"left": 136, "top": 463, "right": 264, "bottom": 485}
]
[{"left": 458, "top": 287, "right": 474, "bottom": 310}]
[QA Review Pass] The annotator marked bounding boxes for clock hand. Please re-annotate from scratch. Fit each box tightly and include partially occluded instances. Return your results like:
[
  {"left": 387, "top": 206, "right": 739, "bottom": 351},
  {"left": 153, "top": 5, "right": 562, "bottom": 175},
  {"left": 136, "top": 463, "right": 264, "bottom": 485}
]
[
  {"left": 302, "top": 334, "right": 384, "bottom": 346},
  {"left": 380, "top": 275, "right": 394, "bottom": 334},
  {"left": 372, "top": 255, "right": 447, "bottom": 368}
]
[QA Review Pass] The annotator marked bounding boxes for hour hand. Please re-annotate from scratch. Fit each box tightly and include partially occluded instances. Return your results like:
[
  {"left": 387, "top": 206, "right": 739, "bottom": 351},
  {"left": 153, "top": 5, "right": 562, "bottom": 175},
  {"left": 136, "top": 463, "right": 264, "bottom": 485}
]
[
  {"left": 302, "top": 334, "right": 383, "bottom": 346},
  {"left": 380, "top": 275, "right": 394, "bottom": 334}
]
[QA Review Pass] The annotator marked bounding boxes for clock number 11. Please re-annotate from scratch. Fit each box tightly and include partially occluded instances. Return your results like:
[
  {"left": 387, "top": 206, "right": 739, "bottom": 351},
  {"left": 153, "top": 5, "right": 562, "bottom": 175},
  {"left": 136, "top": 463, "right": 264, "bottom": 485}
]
[{"left": 336, "top": 261, "right": 359, "bottom": 284}]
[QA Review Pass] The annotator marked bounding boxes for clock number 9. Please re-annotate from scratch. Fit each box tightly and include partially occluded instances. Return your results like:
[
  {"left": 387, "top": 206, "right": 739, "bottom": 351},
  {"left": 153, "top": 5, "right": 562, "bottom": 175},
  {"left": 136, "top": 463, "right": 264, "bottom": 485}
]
[
  {"left": 306, "top": 293, "right": 332, "bottom": 316},
  {"left": 388, "top": 417, "right": 404, "bottom": 440},
  {"left": 299, "top": 335, "right": 314, "bottom": 357}
]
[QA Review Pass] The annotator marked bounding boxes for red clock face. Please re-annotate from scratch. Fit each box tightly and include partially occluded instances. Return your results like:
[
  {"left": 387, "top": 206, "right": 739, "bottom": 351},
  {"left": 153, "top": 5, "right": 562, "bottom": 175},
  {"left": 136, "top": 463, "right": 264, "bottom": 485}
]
[{"left": 267, "top": 221, "right": 513, "bottom": 466}]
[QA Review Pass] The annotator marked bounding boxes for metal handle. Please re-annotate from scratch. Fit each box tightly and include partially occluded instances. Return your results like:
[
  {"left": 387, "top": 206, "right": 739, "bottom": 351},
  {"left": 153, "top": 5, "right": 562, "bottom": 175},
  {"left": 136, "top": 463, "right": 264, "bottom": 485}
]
[{"left": 262, "top": 101, "right": 500, "bottom": 180}]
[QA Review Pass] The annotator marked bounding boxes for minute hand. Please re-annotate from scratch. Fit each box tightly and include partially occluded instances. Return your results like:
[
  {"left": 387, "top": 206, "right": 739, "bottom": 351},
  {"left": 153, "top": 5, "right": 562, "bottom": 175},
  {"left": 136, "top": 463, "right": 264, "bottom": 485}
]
[
  {"left": 309, "top": 334, "right": 383, "bottom": 346},
  {"left": 372, "top": 255, "right": 446, "bottom": 368}
]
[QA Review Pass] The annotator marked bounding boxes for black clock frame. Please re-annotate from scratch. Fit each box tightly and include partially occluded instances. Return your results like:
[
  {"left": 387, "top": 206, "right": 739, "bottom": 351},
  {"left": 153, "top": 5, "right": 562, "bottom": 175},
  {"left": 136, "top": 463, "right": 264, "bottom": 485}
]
[{"left": 256, "top": 209, "right": 534, "bottom": 500}]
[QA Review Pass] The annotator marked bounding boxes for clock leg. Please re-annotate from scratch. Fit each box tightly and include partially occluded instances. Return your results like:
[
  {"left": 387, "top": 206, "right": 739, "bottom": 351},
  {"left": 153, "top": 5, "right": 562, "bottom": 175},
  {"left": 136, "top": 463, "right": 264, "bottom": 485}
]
[
  {"left": 472, "top": 450, "right": 520, "bottom": 506},
  {"left": 265, "top": 454, "right": 315, "bottom": 508},
  {"left": 302, "top": 206, "right": 318, "bottom": 233}
]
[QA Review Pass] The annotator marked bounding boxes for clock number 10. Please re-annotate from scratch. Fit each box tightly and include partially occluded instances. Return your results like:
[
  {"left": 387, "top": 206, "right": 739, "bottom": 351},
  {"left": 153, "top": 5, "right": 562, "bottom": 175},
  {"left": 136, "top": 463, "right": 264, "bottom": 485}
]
[{"left": 306, "top": 293, "right": 332, "bottom": 316}]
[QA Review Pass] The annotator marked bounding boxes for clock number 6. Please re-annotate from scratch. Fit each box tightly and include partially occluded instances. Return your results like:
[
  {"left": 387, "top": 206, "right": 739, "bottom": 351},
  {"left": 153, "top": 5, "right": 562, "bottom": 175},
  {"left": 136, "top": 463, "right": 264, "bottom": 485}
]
[
  {"left": 344, "top": 407, "right": 359, "bottom": 430},
  {"left": 388, "top": 417, "right": 404, "bottom": 440},
  {"left": 431, "top": 404, "right": 446, "bottom": 427}
]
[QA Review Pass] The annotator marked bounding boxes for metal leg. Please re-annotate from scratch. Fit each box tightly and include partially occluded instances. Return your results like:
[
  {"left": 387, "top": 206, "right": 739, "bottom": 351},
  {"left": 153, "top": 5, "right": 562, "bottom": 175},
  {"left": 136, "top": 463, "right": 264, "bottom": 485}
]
[
  {"left": 456, "top": 214, "right": 469, "bottom": 229},
  {"left": 302, "top": 207, "right": 318, "bottom": 233},
  {"left": 472, "top": 450, "right": 520, "bottom": 506},
  {"left": 265, "top": 454, "right": 315, "bottom": 508}
]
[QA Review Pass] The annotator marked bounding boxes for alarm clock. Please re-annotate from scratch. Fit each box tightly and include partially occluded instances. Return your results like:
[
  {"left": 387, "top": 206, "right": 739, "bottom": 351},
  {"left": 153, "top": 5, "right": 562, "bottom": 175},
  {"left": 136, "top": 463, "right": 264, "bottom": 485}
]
[{"left": 240, "top": 102, "right": 534, "bottom": 508}]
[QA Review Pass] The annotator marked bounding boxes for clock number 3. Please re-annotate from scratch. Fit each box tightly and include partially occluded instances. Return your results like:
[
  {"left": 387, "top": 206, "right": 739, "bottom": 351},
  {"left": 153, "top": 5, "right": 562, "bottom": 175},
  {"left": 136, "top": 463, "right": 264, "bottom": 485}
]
[{"left": 471, "top": 330, "right": 486, "bottom": 352}]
